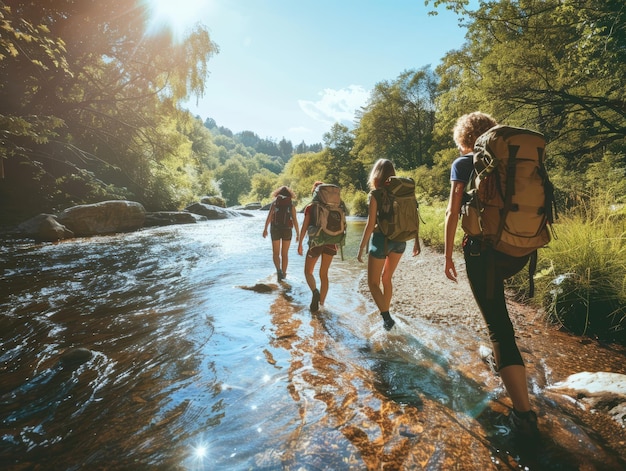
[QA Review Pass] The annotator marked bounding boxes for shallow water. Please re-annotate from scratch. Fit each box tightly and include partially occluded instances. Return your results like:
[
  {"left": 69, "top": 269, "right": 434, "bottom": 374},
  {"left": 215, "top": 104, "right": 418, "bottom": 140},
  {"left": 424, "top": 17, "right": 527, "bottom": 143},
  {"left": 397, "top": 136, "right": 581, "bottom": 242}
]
[{"left": 0, "top": 213, "right": 624, "bottom": 470}]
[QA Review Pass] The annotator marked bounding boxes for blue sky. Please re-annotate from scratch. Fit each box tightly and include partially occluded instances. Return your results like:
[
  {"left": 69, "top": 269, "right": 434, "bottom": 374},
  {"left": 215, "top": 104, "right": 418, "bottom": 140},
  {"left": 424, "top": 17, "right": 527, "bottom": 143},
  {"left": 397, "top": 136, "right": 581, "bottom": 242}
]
[{"left": 168, "top": 0, "right": 470, "bottom": 144}]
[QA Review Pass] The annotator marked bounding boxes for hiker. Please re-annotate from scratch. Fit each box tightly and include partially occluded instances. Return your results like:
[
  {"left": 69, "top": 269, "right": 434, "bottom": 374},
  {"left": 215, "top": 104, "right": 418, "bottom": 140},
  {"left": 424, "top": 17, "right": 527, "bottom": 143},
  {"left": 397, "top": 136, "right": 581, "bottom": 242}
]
[
  {"left": 298, "top": 181, "right": 343, "bottom": 312},
  {"left": 263, "top": 185, "right": 300, "bottom": 282},
  {"left": 444, "top": 111, "right": 539, "bottom": 439},
  {"left": 357, "top": 159, "right": 421, "bottom": 331}
]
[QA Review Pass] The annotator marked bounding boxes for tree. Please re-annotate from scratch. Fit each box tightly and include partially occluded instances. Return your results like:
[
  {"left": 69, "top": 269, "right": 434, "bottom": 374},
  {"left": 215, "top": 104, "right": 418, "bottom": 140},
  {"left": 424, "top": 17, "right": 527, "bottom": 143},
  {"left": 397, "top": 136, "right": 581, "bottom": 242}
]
[
  {"left": 0, "top": 0, "right": 218, "bottom": 222},
  {"left": 432, "top": 0, "right": 626, "bottom": 168},
  {"left": 354, "top": 67, "right": 438, "bottom": 170},
  {"left": 323, "top": 123, "right": 367, "bottom": 190},
  {"left": 216, "top": 158, "right": 250, "bottom": 206}
]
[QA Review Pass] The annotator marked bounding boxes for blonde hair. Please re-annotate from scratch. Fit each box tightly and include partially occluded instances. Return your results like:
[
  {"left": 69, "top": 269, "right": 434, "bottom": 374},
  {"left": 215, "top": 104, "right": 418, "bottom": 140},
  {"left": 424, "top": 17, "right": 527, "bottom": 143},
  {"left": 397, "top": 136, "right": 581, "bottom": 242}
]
[
  {"left": 367, "top": 159, "right": 396, "bottom": 191},
  {"left": 452, "top": 112, "right": 497, "bottom": 152}
]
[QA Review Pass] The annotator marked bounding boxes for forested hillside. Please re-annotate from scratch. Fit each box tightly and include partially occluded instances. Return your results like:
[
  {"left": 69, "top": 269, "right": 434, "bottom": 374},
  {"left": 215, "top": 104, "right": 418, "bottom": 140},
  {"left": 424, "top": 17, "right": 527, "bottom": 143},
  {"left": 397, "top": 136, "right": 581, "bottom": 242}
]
[{"left": 1, "top": 0, "right": 624, "bottom": 224}]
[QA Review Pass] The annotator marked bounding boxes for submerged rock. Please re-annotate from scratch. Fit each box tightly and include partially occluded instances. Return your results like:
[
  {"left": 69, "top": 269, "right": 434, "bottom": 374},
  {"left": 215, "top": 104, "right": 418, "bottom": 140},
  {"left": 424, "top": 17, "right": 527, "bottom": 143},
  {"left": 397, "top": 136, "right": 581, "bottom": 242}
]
[{"left": 59, "top": 348, "right": 94, "bottom": 369}]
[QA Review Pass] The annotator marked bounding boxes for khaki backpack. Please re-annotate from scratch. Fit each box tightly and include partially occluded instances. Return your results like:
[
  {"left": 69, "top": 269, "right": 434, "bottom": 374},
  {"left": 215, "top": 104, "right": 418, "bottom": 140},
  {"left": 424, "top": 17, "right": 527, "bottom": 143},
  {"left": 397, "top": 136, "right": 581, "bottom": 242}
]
[
  {"left": 461, "top": 125, "right": 556, "bottom": 259},
  {"left": 375, "top": 176, "right": 421, "bottom": 243}
]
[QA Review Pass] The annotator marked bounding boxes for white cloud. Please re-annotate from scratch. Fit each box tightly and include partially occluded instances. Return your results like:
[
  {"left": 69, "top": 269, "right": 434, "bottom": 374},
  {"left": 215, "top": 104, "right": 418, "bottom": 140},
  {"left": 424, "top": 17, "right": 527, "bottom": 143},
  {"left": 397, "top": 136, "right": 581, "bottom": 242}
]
[{"left": 298, "top": 85, "right": 370, "bottom": 125}]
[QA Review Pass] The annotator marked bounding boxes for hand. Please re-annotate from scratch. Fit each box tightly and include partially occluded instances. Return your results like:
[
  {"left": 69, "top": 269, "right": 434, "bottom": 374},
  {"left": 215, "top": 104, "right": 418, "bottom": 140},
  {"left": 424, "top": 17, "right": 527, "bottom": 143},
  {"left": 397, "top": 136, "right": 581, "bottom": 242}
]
[
  {"left": 263, "top": 229, "right": 268, "bottom": 238},
  {"left": 444, "top": 257, "right": 457, "bottom": 282},
  {"left": 413, "top": 239, "right": 421, "bottom": 256},
  {"left": 298, "top": 245, "right": 303, "bottom": 256},
  {"left": 357, "top": 247, "right": 364, "bottom": 263}
]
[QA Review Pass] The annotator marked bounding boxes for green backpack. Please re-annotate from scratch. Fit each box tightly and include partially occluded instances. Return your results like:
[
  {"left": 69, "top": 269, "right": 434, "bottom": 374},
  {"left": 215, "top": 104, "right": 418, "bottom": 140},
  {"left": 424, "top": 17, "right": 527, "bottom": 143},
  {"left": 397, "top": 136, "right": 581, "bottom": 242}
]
[
  {"left": 307, "top": 184, "right": 347, "bottom": 247},
  {"left": 375, "top": 176, "right": 421, "bottom": 243}
]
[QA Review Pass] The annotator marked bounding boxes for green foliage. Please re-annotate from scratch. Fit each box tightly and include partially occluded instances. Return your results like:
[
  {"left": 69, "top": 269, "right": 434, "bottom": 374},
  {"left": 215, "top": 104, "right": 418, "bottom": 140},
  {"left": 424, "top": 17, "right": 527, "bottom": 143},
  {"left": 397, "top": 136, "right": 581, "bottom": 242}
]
[
  {"left": 348, "top": 190, "right": 369, "bottom": 217},
  {"left": 510, "top": 191, "right": 626, "bottom": 342},
  {"left": 244, "top": 170, "right": 279, "bottom": 206},
  {"left": 433, "top": 0, "right": 626, "bottom": 167},
  {"left": 354, "top": 67, "right": 438, "bottom": 170}
]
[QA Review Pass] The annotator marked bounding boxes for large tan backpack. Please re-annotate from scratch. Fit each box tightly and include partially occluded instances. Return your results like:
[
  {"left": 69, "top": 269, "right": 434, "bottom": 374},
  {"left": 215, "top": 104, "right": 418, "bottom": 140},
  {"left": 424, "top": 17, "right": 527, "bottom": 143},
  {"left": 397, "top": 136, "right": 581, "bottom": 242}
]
[{"left": 461, "top": 125, "right": 557, "bottom": 258}]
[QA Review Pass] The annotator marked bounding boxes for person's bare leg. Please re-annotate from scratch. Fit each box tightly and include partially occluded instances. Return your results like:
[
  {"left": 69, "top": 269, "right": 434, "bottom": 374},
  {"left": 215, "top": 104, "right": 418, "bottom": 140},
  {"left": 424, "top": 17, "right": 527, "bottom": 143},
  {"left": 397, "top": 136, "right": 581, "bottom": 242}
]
[
  {"left": 318, "top": 253, "right": 334, "bottom": 305},
  {"left": 381, "top": 252, "right": 402, "bottom": 309},
  {"left": 304, "top": 254, "right": 319, "bottom": 292},
  {"left": 280, "top": 239, "right": 291, "bottom": 276},
  {"left": 499, "top": 364, "right": 532, "bottom": 412},
  {"left": 272, "top": 240, "right": 281, "bottom": 273},
  {"left": 367, "top": 256, "right": 386, "bottom": 311}
]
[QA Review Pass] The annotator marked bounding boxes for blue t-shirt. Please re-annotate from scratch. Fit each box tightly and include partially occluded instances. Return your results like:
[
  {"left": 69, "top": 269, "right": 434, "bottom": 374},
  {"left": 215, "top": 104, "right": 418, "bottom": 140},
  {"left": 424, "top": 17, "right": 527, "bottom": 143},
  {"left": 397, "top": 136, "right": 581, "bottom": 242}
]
[{"left": 450, "top": 154, "right": 474, "bottom": 184}]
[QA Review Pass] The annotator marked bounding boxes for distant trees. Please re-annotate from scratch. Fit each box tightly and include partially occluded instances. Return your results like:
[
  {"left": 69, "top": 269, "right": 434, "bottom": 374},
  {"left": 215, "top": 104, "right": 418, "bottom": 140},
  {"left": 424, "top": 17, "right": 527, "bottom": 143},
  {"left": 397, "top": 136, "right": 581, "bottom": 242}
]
[{"left": 353, "top": 67, "right": 438, "bottom": 171}]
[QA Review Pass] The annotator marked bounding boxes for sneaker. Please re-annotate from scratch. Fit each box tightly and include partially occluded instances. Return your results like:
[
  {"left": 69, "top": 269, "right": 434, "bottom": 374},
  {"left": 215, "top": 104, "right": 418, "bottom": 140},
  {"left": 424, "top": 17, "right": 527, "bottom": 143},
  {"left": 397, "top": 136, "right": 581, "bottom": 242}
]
[
  {"left": 383, "top": 318, "right": 395, "bottom": 331},
  {"left": 509, "top": 409, "right": 539, "bottom": 442},
  {"left": 310, "top": 289, "right": 320, "bottom": 312},
  {"left": 277, "top": 269, "right": 284, "bottom": 282},
  {"left": 381, "top": 312, "right": 395, "bottom": 331}
]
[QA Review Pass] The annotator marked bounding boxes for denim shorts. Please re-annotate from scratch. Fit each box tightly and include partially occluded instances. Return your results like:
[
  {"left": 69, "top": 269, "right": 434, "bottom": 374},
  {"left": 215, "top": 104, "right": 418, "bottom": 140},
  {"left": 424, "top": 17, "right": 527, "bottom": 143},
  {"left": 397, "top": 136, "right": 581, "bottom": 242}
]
[{"left": 368, "top": 231, "right": 406, "bottom": 259}]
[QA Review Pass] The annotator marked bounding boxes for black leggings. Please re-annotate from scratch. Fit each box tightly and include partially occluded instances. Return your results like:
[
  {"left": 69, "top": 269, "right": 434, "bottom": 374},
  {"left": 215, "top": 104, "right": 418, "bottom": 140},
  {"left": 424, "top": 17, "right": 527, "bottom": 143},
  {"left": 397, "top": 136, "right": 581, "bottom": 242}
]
[{"left": 463, "top": 238, "right": 530, "bottom": 370}]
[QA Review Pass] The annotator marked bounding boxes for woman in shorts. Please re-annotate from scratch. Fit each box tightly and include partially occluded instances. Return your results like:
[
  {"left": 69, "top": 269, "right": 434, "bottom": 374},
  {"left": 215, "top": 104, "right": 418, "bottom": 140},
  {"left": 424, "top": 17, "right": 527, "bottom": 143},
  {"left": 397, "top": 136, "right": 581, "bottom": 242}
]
[
  {"left": 357, "top": 159, "right": 420, "bottom": 330},
  {"left": 263, "top": 186, "right": 299, "bottom": 281},
  {"left": 298, "top": 181, "right": 338, "bottom": 312}
]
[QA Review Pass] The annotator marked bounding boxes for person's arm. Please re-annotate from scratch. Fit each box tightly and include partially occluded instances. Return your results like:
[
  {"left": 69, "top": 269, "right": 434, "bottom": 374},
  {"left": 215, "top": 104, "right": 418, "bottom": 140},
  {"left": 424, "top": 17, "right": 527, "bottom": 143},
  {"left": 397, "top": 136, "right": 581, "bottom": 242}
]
[
  {"left": 444, "top": 181, "right": 465, "bottom": 282},
  {"left": 290, "top": 205, "right": 300, "bottom": 242},
  {"left": 357, "top": 195, "right": 378, "bottom": 263},
  {"left": 263, "top": 202, "right": 274, "bottom": 238},
  {"left": 298, "top": 208, "right": 310, "bottom": 256}
]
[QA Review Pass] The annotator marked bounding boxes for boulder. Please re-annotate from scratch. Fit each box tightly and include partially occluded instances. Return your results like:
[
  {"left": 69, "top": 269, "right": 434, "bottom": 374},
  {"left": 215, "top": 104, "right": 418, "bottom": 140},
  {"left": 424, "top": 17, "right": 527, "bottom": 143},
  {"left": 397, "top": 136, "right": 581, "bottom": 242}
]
[
  {"left": 16, "top": 214, "right": 74, "bottom": 242},
  {"left": 144, "top": 211, "right": 206, "bottom": 227},
  {"left": 56, "top": 200, "right": 146, "bottom": 236},
  {"left": 185, "top": 202, "right": 241, "bottom": 219}
]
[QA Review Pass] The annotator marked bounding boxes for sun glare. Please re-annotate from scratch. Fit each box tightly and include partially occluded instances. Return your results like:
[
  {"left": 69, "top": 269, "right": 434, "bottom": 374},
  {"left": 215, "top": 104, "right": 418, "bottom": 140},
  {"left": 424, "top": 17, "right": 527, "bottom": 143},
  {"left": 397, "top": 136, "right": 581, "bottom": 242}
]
[{"left": 144, "top": 0, "right": 211, "bottom": 40}]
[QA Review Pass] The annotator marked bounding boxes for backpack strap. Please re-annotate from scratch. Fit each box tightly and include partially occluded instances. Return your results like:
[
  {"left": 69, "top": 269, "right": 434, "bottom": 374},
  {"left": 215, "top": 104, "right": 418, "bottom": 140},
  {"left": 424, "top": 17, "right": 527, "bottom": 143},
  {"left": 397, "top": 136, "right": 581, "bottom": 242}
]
[
  {"left": 495, "top": 144, "right": 519, "bottom": 244},
  {"left": 528, "top": 250, "right": 537, "bottom": 298}
]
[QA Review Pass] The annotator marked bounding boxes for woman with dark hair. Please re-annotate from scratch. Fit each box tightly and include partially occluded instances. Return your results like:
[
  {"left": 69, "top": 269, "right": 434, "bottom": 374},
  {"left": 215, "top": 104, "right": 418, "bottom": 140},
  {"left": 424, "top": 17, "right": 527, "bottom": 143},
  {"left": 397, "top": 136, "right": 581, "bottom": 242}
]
[{"left": 263, "top": 186, "right": 299, "bottom": 282}]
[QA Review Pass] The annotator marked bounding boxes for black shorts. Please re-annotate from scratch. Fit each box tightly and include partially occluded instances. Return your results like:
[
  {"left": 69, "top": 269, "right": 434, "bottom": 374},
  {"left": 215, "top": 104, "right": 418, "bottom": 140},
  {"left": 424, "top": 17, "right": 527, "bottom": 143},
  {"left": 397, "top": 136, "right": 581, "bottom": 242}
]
[
  {"left": 270, "top": 225, "right": 293, "bottom": 241},
  {"left": 306, "top": 244, "right": 338, "bottom": 258}
]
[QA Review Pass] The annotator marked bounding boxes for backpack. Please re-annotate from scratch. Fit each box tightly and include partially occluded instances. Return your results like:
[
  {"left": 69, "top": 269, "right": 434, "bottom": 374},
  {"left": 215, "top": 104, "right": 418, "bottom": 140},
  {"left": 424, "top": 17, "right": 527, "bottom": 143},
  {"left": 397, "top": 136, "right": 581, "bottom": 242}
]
[
  {"left": 272, "top": 194, "right": 293, "bottom": 228},
  {"left": 307, "top": 184, "right": 346, "bottom": 248},
  {"left": 375, "top": 176, "right": 421, "bottom": 243},
  {"left": 461, "top": 125, "right": 557, "bottom": 295}
]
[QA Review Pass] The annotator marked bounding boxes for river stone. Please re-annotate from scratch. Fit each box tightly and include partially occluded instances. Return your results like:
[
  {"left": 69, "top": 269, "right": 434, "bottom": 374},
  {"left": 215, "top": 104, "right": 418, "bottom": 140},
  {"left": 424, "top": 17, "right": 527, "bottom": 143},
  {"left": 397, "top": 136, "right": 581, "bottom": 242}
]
[
  {"left": 56, "top": 200, "right": 146, "bottom": 236},
  {"left": 143, "top": 211, "right": 205, "bottom": 227},
  {"left": 59, "top": 348, "right": 93, "bottom": 368},
  {"left": 16, "top": 214, "right": 75, "bottom": 242},
  {"left": 185, "top": 202, "right": 242, "bottom": 219}
]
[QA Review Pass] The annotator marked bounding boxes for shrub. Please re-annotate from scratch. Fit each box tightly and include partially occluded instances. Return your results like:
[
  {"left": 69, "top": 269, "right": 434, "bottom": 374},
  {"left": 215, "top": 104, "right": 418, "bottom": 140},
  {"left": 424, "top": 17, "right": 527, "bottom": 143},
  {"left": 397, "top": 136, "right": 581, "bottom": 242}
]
[{"left": 510, "top": 191, "right": 626, "bottom": 343}]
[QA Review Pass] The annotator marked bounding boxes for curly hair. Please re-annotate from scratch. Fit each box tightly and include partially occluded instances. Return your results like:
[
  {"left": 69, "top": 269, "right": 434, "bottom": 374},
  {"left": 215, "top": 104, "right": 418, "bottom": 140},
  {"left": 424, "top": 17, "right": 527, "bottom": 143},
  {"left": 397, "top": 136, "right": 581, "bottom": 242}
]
[
  {"left": 452, "top": 112, "right": 498, "bottom": 152},
  {"left": 367, "top": 159, "right": 396, "bottom": 191}
]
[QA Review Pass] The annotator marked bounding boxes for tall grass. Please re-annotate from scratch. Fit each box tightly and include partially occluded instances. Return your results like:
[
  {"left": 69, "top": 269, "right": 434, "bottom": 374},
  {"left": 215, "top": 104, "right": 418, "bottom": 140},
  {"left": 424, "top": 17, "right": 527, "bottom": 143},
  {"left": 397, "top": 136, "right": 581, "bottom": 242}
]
[{"left": 512, "top": 192, "right": 626, "bottom": 343}]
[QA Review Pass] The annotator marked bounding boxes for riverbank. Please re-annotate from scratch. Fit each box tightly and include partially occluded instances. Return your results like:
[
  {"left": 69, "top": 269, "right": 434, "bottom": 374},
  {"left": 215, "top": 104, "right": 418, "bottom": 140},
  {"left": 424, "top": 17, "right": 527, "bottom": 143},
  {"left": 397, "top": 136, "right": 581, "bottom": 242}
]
[{"left": 357, "top": 244, "right": 626, "bottom": 468}]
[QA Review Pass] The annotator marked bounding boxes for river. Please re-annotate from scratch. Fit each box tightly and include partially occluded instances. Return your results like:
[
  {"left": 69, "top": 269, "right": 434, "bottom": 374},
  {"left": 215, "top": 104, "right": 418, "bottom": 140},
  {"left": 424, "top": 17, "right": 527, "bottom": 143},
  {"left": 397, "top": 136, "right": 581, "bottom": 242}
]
[{"left": 1, "top": 213, "right": 624, "bottom": 470}]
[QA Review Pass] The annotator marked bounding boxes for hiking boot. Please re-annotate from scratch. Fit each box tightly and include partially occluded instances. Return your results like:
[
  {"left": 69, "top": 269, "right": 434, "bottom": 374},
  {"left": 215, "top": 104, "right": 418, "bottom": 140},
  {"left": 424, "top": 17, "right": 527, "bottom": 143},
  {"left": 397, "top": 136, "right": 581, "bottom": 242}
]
[
  {"left": 381, "top": 312, "right": 395, "bottom": 331},
  {"left": 509, "top": 409, "right": 540, "bottom": 442},
  {"left": 310, "top": 289, "right": 320, "bottom": 312}
]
